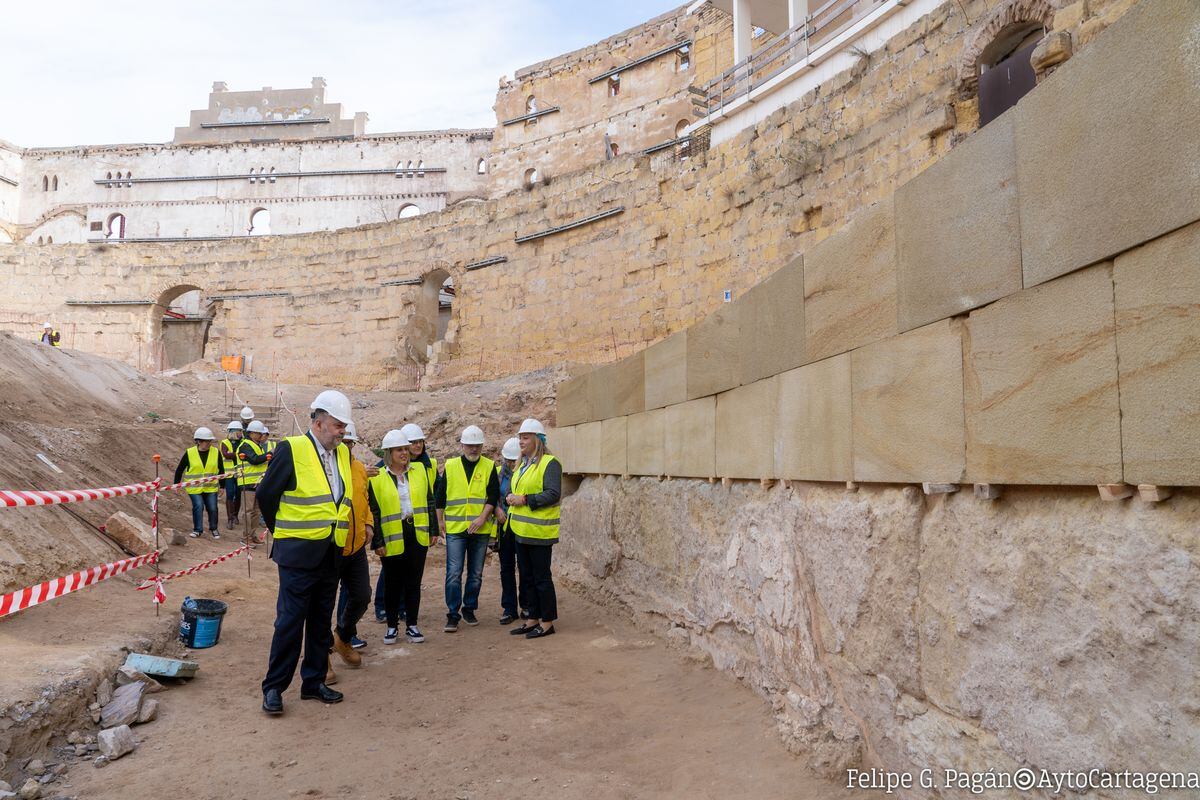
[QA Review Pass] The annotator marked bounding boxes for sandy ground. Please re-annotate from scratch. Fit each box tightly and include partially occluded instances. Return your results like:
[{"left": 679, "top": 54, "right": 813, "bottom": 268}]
[{"left": 4, "top": 532, "right": 869, "bottom": 800}]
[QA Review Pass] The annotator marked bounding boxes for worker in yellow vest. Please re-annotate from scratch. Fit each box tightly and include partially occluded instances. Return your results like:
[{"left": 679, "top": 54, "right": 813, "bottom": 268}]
[
  {"left": 255, "top": 390, "right": 355, "bottom": 715},
  {"left": 172, "top": 427, "right": 226, "bottom": 540},
  {"left": 39, "top": 322, "right": 61, "bottom": 347},
  {"left": 436, "top": 425, "right": 499, "bottom": 633},
  {"left": 218, "top": 421, "right": 244, "bottom": 532},
  {"left": 369, "top": 429, "right": 436, "bottom": 645},
  {"left": 507, "top": 419, "right": 561, "bottom": 639},
  {"left": 236, "top": 420, "right": 271, "bottom": 548}
]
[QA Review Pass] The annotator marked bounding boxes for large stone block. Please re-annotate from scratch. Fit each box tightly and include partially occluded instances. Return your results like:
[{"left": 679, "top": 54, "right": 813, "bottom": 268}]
[
  {"left": 895, "top": 113, "right": 1022, "bottom": 332},
  {"left": 686, "top": 301, "right": 741, "bottom": 399},
  {"left": 851, "top": 320, "right": 965, "bottom": 483},
  {"left": 591, "top": 352, "right": 645, "bottom": 419},
  {"left": 739, "top": 257, "right": 806, "bottom": 384},
  {"left": 775, "top": 353, "right": 853, "bottom": 481},
  {"left": 1016, "top": 0, "right": 1200, "bottom": 286},
  {"left": 716, "top": 378, "right": 778, "bottom": 479},
  {"left": 644, "top": 331, "right": 688, "bottom": 409},
  {"left": 964, "top": 264, "right": 1122, "bottom": 484},
  {"left": 546, "top": 426, "right": 576, "bottom": 473},
  {"left": 664, "top": 396, "right": 717, "bottom": 478},
  {"left": 600, "top": 417, "right": 628, "bottom": 475},
  {"left": 556, "top": 372, "right": 592, "bottom": 426},
  {"left": 574, "top": 421, "right": 602, "bottom": 474},
  {"left": 626, "top": 408, "right": 666, "bottom": 476},
  {"left": 1114, "top": 222, "right": 1200, "bottom": 485},
  {"left": 804, "top": 200, "right": 896, "bottom": 361}
]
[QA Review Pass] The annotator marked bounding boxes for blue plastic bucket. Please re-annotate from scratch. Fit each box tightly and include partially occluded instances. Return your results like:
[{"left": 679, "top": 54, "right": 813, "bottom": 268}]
[{"left": 179, "top": 597, "right": 229, "bottom": 648}]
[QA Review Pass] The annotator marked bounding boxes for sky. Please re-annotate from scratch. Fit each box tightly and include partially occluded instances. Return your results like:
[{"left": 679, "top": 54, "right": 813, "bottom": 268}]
[{"left": 1, "top": 0, "right": 684, "bottom": 147}]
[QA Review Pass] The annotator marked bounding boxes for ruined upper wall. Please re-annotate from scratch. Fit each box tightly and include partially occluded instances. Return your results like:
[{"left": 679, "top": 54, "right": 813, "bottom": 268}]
[{"left": 173, "top": 77, "right": 367, "bottom": 145}]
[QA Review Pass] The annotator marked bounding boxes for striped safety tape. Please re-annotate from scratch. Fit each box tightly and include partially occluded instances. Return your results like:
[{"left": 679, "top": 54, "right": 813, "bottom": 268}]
[
  {"left": 0, "top": 472, "right": 234, "bottom": 509},
  {"left": 136, "top": 544, "right": 249, "bottom": 590},
  {"left": 0, "top": 550, "right": 160, "bottom": 618}
]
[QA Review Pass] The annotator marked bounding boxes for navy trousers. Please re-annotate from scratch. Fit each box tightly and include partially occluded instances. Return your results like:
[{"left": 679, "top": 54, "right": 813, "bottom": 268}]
[{"left": 263, "top": 544, "right": 338, "bottom": 695}]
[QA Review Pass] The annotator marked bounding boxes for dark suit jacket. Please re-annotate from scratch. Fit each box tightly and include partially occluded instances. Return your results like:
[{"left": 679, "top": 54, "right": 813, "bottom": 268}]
[{"left": 257, "top": 432, "right": 342, "bottom": 570}]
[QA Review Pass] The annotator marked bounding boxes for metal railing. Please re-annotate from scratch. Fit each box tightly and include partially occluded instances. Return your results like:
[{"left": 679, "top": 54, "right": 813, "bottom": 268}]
[{"left": 696, "top": 0, "right": 885, "bottom": 118}]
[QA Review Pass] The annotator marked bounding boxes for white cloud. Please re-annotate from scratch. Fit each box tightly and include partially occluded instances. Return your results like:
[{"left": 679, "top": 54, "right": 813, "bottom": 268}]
[{"left": 1, "top": 0, "right": 660, "bottom": 146}]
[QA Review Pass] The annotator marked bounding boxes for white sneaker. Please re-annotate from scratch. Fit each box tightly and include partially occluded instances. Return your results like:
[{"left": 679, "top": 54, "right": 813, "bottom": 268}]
[
  {"left": 405, "top": 626, "right": 425, "bottom": 643},
  {"left": 383, "top": 628, "right": 398, "bottom": 645}
]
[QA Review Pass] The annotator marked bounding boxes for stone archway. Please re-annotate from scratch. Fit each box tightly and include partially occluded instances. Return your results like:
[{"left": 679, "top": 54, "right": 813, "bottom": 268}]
[
  {"left": 149, "top": 284, "right": 214, "bottom": 371},
  {"left": 957, "top": 0, "right": 1054, "bottom": 97}
]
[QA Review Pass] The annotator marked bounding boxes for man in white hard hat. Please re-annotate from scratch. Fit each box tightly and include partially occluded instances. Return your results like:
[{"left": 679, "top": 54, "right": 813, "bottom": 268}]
[
  {"left": 256, "top": 389, "right": 355, "bottom": 714},
  {"left": 493, "top": 437, "right": 525, "bottom": 624},
  {"left": 240, "top": 406, "right": 255, "bottom": 424},
  {"left": 173, "top": 427, "right": 227, "bottom": 539},
  {"left": 236, "top": 420, "right": 271, "bottom": 549},
  {"left": 39, "top": 321, "right": 61, "bottom": 348},
  {"left": 436, "top": 425, "right": 500, "bottom": 632},
  {"left": 218, "top": 421, "right": 245, "bottom": 531}
]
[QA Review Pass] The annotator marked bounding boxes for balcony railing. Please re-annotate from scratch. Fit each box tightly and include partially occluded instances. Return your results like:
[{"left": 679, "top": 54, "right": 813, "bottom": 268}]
[{"left": 695, "top": 0, "right": 887, "bottom": 118}]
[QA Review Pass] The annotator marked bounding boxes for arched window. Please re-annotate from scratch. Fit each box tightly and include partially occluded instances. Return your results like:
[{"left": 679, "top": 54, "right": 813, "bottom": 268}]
[
  {"left": 676, "top": 45, "right": 691, "bottom": 72},
  {"left": 608, "top": 75, "right": 621, "bottom": 97},
  {"left": 608, "top": 142, "right": 620, "bottom": 157},
  {"left": 106, "top": 213, "right": 126, "bottom": 240},
  {"left": 524, "top": 167, "right": 540, "bottom": 188},
  {"left": 46, "top": 236, "right": 53, "bottom": 244},
  {"left": 36, "top": 236, "right": 43, "bottom": 245},
  {"left": 249, "top": 208, "right": 271, "bottom": 235},
  {"left": 675, "top": 119, "right": 692, "bottom": 158},
  {"left": 526, "top": 95, "right": 537, "bottom": 114},
  {"left": 106, "top": 172, "right": 113, "bottom": 182},
  {"left": 398, "top": 203, "right": 421, "bottom": 219},
  {"left": 52, "top": 176, "right": 58, "bottom": 191},
  {"left": 268, "top": 166, "right": 276, "bottom": 183},
  {"left": 977, "top": 23, "right": 1045, "bottom": 126},
  {"left": 42, "top": 176, "right": 48, "bottom": 192},
  {"left": 249, "top": 167, "right": 258, "bottom": 184},
  {"left": 476, "top": 158, "right": 487, "bottom": 174},
  {"left": 416, "top": 160, "right": 425, "bottom": 177}
]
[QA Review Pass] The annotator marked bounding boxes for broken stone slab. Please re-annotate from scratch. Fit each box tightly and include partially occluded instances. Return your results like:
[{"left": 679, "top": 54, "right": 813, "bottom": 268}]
[
  {"left": 95, "top": 679, "right": 113, "bottom": 706},
  {"left": 99, "top": 682, "right": 145, "bottom": 728},
  {"left": 167, "top": 527, "right": 189, "bottom": 546},
  {"left": 16, "top": 779, "right": 39, "bottom": 800},
  {"left": 115, "top": 666, "right": 162, "bottom": 693},
  {"left": 136, "top": 698, "right": 158, "bottom": 724},
  {"left": 103, "top": 511, "right": 166, "bottom": 557},
  {"left": 96, "top": 725, "right": 136, "bottom": 760},
  {"left": 123, "top": 653, "right": 199, "bottom": 679},
  {"left": 25, "top": 760, "right": 44, "bottom": 777}
]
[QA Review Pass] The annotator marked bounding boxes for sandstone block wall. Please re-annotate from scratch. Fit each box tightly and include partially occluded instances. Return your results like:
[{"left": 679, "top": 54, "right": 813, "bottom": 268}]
[{"left": 553, "top": 0, "right": 1200, "bottom": 489}]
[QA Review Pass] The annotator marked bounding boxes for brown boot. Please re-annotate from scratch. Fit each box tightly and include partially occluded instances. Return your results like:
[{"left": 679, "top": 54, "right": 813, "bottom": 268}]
[
  {"left": 325, "top": 665, "right": 338, "bottom": 685},
  {"left": 333, "top": 631, "right": 362, "bottom": 668}
]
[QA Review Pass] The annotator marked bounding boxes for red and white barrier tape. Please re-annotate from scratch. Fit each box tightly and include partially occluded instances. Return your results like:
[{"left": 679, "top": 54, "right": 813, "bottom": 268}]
[
  {"left": 136, "top": 544, "right": 249, "bottom": 590},
  {"left": 0, "top": 550, "right": 160, "bottom": 618},
  {"left": 0, "top": 472, "right": 235, "bottom": 509}
]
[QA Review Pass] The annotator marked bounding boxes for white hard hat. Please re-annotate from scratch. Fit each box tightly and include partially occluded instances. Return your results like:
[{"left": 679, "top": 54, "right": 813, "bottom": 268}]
[
  {"left": 400, "top": 423, "right": 425, "bottom": 441},
  {"left": 240, "top": 406, "right": 254, "bottom": 421},
  {"left": 518, "top": 418, "right": 545, "bottom": 435},
  {"left": 193, "top": 427, "right": 216, "bottom": 441},
  {"left": 343, "top": 422, "right": 358, "bottom": 442},
  {"left": 501, "top": 437, "right": 521, "bottom": 461},
  {"left": 460, "top": 425, "right": 485, "bottom": 445},
  {"left": 42, "top": 322, "right": 52, "bottom": 329},
  {"left": 381, "top": 429, "right": 410, "bottom": 449},
  {"left": 226, "top": 421, "right": 243, "bottom": 431},
  {"left": 247, "top": 420, "right": 268, "bottom": 434},
  {"left": 310, "top": 389, "right": 353, "bottom": 425}
]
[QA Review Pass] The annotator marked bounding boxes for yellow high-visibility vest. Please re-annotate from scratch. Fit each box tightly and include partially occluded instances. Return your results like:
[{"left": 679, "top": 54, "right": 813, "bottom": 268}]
[
  {"left": 183, "top": 446, "right": 220, "bottom": 495},
  {"left": 273, "top": 435, "right": 352, "bottom": 547},
  {"left": 443, "top": 456, "right": 496, "bottom": 537},
  {"left": 509, "top": 455, "right": 560, "bottom": 543},
  {"left": 236, "top": 440, "right": 267, "bottom": 488},
  {"left": 369, "top": 461, "right": 432, "bottom": 555}
]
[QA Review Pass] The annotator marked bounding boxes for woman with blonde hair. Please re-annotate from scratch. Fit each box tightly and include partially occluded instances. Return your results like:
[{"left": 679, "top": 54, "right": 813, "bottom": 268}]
[{"left": 506, "top": 419, "right": 561, "bottom": 639}]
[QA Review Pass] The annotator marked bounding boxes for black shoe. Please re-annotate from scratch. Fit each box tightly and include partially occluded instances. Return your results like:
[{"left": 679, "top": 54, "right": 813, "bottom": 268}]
[
  {"left": 519, "top": 609, "right": 531, "bottom": 620},
  {"left": 499, "top": 613, "right": 516, "bottom": 625},
  {"left": 462, "top": 609, "right": 478, "bottom": 626},
  {"left": 510, "top": 623, "right": 536, "bottom": 635},
  {"left": 262, "top": 689, "right": 283, "bottom": 715},
  {"left": 443, "top": 616, "right": 459, "bottom": 633},
  {"left": 374, "top": 612, "right": 386, "bottom": 624},
  {"left": 525, "top": 625, "right": 556, "bottom": 639},
  {"left": 300, "top": 684, "right": 344, "bottom": 704}
]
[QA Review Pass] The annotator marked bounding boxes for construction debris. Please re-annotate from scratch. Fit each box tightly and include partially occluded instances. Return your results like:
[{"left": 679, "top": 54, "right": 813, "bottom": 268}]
[
  {"left": 96, "top": 725, "right": 136, "bottom": 760},
  {"left": 104, "top": 511, "right": 164, "bottom": 556},
  {"left": 99, "top": 682, "right": 146, "bottom": 728},
  {"left": 124, "top": 652, "right": 199, "bottom": 679},
  {"left": 115, "top": 665, "right": 163, "bottom": 693}
]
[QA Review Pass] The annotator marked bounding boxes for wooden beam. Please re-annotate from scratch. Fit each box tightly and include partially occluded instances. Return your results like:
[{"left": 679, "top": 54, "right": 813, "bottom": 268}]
[{"left": 1097, "top": 483, "right": 1134, "bottom": 501}]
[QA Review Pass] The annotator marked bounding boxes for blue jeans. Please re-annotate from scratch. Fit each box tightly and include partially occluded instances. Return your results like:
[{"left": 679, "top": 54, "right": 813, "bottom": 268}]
[
  {"left": 444, "top": 533, "right": 490, "bottom": 620},
  {"left": 189, "top": 492, "right": 218, "bottom": 533}
]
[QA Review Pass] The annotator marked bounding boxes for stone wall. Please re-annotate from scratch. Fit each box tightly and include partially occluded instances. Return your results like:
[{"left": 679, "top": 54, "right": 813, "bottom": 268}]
[
  {"left": 560, "top": 477, "right": 1200, "bottom": 795},
  {"left": 0, "top": 0, "right": 1148, "bottom": 391},
  {"left": 552, "top": 0, "right": 1199, "bottom": 490}
]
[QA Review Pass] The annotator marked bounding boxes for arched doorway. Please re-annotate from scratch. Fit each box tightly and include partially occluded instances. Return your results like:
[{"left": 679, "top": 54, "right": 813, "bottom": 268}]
[{"left": 151, "top": 284, "right": 213, "bottom": 371}]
